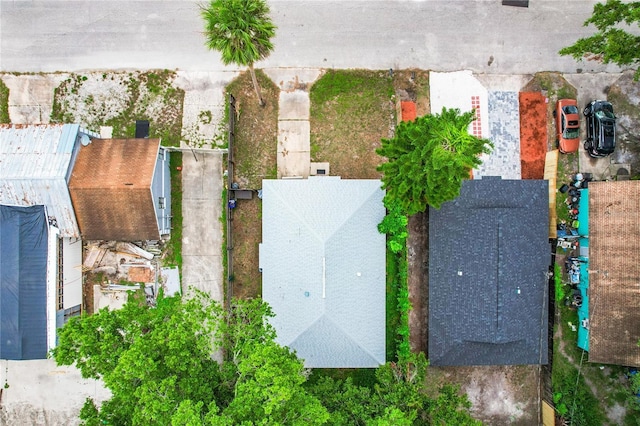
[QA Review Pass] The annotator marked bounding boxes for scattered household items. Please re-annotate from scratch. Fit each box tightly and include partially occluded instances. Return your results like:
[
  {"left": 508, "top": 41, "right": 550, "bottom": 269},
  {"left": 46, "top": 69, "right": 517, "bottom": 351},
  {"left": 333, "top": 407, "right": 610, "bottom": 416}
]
[
  {"left": 85, "top": 241, "right": 175, "bottom": 311},
  {"left": 583, "top": 100, "right": 616, "bottom": 158}
]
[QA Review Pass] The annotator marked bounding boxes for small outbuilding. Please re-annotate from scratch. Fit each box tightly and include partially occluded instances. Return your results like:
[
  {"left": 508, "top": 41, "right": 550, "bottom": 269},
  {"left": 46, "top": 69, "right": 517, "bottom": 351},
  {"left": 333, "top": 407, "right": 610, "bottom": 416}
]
[{"left": 429, "top": 177, "right": 550, "bottom": 366}]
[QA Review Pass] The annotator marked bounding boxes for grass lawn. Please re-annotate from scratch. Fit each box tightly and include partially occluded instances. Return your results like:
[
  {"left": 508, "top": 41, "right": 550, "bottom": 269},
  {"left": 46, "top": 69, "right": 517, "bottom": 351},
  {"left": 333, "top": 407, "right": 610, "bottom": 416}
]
[
  {"left": 225, "top": 70, "right": 279, "bottom": 299},
  {"left": 0, "top": 79, "right": 9, "bottom": 123},
  {"left": 164, "top": 152, "right": 183, "bottom": 270},
  {"left": 310, "top": 69, "right": 395, "bottom": 179}
]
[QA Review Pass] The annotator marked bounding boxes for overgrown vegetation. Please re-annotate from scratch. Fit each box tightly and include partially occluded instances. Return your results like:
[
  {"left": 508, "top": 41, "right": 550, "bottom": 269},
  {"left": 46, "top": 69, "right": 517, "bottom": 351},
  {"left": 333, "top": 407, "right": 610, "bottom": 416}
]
[
  {"left": 554, "top": 264, "right": 566, "bottom": 304},
  {"left": 0, "top": 78, "right": 9, "bottom": 123},
  {"left": 51, "top": 70, "right": 184, "bottom": 146},
  {"left": 164, "top": 152, "right": 183, "bottom": 271},
  {"left": 378, "top": 198, "right": 410, "bottom": 361},
  {"left": 55, "top": 291, "right": 479, "bottom": 425},
  {"left": 377, "top": 107, "right": 493, "bottom": 214},
  {"left": 310, "top": 69, "right": 395, "bottom": 178}
]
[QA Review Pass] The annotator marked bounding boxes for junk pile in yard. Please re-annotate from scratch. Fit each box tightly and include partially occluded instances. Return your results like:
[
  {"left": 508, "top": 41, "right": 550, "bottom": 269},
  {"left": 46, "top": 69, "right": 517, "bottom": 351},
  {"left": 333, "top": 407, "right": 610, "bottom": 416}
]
[{"left": 84, "top": 241, "right": 180, "bottom": 311}]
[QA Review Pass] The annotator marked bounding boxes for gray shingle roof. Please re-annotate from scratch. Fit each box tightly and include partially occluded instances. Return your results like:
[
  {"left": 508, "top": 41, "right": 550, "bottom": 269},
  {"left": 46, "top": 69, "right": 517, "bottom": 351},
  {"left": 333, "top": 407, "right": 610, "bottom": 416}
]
[
  {"left": 260, "top": 177, "right": 386, "bottom": 368},
  {"left": 429, "top": 177, "right": 550, "bottom": 366}
]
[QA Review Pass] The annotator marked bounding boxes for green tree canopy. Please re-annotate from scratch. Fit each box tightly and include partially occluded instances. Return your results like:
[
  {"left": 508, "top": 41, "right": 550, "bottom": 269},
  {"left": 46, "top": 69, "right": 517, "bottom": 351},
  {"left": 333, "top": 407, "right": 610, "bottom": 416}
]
[
  {"left": 53, "top": 292, "right": 323, "bottom": 425},
  {"left": 201, "top": 0, "right": 277, "bottom": 105},
  {"left": 55, "top": 292, "right": 480, "bottom": 425},
  {"left": 377, "top": 107, "right": 493, "bottom": 215},
  {"left": 306, "top": 353, "right": 481, "bottom": 425},
  {"left": 559, "top": 0, "right": 640, "bottom": 79}
]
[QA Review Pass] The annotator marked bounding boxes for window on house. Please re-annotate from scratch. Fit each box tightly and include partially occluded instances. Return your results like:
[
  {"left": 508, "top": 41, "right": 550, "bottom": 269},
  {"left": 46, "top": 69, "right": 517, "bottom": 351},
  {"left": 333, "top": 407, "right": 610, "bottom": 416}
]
[{"left": 64, "top": 305, "right": 82, "bottom": 322}]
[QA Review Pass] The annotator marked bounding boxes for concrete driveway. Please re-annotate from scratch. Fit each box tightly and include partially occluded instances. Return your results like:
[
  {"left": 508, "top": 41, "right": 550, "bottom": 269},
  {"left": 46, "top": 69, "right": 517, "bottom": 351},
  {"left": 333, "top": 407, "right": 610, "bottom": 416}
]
[{"left": 564, "top": 73, "right": 631, "bottom": 180}]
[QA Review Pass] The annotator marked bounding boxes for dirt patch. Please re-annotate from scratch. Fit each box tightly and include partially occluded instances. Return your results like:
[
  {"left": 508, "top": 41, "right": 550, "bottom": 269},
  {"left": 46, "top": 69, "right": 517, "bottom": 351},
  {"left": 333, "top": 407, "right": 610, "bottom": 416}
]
[
  {"left": 426, "top": 365, "right": 541, "bottom": 426},
  {"left": 226, "top": 70, "right": 279, "bottom": 299},
  {"left": 519, "top": 91, "right": 548, "bottom": 179},
  {"left": 227, "top": 70, "right": 279, "bottom": 189},
  {"left": 392, "top": 69, "right": 431, "bottom": 117},
  {"left": 407, "top": 211, "right": 429, "bottom": 353},
  {"left": 230, "top": 197, "right": 262, "bottom": 299},
  {"left": 50, "top": 70, "right": 184, "bottom": 146}
]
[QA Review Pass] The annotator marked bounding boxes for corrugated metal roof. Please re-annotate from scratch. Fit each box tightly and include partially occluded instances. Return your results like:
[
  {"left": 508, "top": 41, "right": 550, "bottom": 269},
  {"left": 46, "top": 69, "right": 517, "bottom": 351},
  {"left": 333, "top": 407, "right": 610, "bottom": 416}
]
[
  {"left": 0, "top": 124, "right": 81, "bottom": 238},
  {"left": 260, "top": 177, "right": 386, "bottom": 368}
]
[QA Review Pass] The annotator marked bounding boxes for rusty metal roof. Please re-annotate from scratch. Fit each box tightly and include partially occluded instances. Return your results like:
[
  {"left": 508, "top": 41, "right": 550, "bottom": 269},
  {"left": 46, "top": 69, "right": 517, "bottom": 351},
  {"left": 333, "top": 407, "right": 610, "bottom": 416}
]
[
  {"left": 588, "top": 180, "right": 640, "bottom": 367},
  {"left": 0, "top": 124, "right": 82, "bottom": 238}
]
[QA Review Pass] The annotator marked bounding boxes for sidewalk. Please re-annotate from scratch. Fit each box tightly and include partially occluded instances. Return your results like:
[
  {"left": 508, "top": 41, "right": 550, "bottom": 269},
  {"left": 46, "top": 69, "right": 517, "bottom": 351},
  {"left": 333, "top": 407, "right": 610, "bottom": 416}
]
[{"left": 264, "top": 68, "right": 322, "bottom": 178}]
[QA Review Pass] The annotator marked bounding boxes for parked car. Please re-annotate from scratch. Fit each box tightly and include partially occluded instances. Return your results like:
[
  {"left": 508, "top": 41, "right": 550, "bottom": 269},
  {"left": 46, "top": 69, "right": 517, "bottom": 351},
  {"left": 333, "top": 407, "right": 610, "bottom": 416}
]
[
  {"left": 554, "top": 99, "right": 580, "bottom": 153},
  {"left": 583, "top": 100, "right": 616, "bottom": 158}
]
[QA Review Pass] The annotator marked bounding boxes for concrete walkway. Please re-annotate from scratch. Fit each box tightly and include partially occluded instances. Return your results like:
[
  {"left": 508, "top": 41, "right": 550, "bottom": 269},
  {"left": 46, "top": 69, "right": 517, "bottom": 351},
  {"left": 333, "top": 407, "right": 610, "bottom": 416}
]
[
  {"left": 1, "top": 73, "right": 67, "bottom": 124},
  {"left": 264, "top": 68, "right": 322, "bottom": 178},
  {"left": 181, "top": 149, "right": 224, "bottom": 302}
]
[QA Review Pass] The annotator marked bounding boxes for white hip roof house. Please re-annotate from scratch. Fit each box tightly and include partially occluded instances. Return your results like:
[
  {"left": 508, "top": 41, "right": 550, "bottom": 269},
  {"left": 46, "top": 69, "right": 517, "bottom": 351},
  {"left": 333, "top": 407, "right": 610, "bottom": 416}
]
[{"left": 260, "top": 177, "right": 386, "bottom": 368}]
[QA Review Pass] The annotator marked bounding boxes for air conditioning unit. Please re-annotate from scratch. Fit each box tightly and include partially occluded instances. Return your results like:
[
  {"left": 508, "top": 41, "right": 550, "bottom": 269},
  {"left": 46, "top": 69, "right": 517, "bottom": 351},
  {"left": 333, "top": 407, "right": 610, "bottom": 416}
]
[{"left": 310, "top": 162, "right": 330, "bottom": 176}]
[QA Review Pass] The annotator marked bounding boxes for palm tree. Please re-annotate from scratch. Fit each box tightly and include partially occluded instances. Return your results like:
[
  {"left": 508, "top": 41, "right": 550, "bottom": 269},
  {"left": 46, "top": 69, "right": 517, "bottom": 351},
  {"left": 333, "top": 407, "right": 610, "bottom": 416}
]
[{"left": 201, "top": 0, "right": 276, "bottom": 106}]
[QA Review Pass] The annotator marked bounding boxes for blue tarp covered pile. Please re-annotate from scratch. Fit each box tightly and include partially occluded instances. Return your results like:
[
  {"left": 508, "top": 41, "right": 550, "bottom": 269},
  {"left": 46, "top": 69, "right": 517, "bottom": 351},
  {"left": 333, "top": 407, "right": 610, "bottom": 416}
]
[{"left": 0, "top": 205, "right": 48, "bottom": 360}]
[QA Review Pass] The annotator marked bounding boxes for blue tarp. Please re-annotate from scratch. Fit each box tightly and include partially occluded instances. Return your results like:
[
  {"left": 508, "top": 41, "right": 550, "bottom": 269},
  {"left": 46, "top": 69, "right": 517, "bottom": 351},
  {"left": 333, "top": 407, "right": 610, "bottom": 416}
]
[
  {"left": 0, "top": 205, "right": 49, "bottom": 359},
  {"left": 578, "top": 188, "right": 589, "bottom": 236},
  {"left": 577, "top": 260, "right": 590, "bottom": 352},
  {"left": 576, "top": 188, "right": 590, "bottom": 351}
]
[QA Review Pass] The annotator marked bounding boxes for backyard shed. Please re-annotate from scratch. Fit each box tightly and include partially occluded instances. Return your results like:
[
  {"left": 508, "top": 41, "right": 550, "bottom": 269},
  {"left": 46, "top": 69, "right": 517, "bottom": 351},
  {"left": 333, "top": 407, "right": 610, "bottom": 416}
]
[
  {"left": 429, "top": 177, "right": 550, "bottom": 366},
  {"left": 588, "top": 180, "right": 640, "bottom": 367},
  {"left": 260, "top": 177, "right": 386, "bottom": 368}
]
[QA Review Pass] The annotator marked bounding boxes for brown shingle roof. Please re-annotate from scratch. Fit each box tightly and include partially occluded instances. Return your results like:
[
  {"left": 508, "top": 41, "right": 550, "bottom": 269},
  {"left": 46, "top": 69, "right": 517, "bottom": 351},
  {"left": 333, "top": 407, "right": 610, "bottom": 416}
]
[
  {"left": 588, "top": 181, "right": 640, "bottom": 367},
  {"left": 69, "top": 138, "right": 161, "bottom": 241}
]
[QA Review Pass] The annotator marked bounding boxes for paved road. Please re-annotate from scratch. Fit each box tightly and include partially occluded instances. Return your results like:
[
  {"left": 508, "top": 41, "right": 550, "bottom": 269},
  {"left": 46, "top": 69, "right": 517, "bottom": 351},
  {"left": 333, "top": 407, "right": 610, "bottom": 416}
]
[{"left": 0, "top": 0, "right": 626, "bottom": 74}]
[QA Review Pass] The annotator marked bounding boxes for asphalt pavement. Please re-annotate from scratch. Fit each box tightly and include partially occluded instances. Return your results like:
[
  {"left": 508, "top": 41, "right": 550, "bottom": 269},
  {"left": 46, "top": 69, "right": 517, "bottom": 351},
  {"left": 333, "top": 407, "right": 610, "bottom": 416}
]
[{"left": 0, "top": 0, "right": 629, "bottom": 74}]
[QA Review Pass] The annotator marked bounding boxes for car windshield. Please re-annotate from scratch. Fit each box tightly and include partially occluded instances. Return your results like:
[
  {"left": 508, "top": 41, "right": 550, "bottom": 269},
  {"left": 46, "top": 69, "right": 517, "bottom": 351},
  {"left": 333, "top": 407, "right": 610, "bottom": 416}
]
[
  {"left": 563, "top": 128, "right": 580, "bottom": 139},
  {"left": 563, "top": 105, "right": 579, "bottom": 114},
  {"left": 595, "top": 110, "right": 615, "bottom": 119}
]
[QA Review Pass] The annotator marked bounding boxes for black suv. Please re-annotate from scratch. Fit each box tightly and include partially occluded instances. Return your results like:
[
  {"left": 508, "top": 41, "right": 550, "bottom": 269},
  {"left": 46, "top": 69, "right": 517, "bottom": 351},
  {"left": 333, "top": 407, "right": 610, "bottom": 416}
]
[{"left": 583, "top": 100, "right": 616, "bottom": 158}]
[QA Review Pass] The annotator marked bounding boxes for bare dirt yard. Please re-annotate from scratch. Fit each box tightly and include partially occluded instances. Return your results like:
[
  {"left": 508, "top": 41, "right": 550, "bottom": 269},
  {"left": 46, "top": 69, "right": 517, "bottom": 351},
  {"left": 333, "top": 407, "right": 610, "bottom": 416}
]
[{"left": 519, "top": 91, "right": 548, "bottom": 179}]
